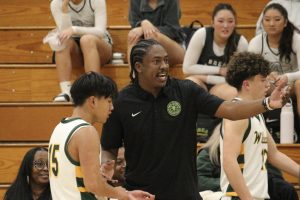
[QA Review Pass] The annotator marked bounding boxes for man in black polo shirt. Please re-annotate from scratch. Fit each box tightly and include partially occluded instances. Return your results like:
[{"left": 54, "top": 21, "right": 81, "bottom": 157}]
[{"left": 101, "top": 39, "right": 288, "bottom": 200}]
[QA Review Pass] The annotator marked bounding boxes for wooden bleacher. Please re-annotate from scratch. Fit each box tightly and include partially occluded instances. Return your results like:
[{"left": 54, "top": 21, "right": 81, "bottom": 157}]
[
  {"left": 0, "top": 64, "right": 184, "bottom": 101},
  {"left": 0, "top": 0, "right": 299, "bottom": 198},
  {"left": 0, "top": 0, "right": 269, "bottom": 65}
]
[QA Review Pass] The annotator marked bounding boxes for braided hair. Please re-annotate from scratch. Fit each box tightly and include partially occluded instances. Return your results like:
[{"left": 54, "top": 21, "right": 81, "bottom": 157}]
[{"left": 129, "top": 39, "right": 161, "bottom": 82}]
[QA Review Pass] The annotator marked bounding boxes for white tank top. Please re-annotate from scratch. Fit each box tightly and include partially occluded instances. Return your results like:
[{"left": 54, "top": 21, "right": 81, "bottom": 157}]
[
  {"left": 261, "top": 33, "right": 298, "bottom": 74},
  {"left": 49, "top": 118, "right": 97, "bottom": 200},
  {"left": 220, "top": 112, "right": 269, "bottom": 199},
  {"left": 69, "top": 0, "right": 95, "bottom": 27}
]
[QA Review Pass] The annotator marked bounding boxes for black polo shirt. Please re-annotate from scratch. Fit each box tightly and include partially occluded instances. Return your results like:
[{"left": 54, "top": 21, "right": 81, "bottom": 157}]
[{"left": 101, "top": 78, "right": 224, "bottom": 200}]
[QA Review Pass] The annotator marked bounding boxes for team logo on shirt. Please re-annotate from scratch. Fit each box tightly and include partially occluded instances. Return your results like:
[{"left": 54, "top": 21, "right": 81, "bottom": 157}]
[{"left": 167, "top": 101, "right": 181, "bottom": 116}]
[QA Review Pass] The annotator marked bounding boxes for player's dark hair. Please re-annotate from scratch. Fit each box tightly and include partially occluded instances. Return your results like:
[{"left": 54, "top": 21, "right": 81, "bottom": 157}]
[
  {"left": 71, "top": 72, "right": 118, "bottom": 106},
  {"left": 226, "top": 52, "right": 270, "bottom": 91}
]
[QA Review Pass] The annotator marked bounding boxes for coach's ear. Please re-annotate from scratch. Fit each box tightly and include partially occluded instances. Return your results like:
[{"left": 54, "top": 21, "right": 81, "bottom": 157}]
[{"left": 135, "top": 62, "right": 143, "bottom": 73}]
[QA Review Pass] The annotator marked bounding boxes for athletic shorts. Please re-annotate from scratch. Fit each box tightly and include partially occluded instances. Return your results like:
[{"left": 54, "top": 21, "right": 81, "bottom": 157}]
[{"left": 52, "top": 31, "right": 113, "bottom": 63}]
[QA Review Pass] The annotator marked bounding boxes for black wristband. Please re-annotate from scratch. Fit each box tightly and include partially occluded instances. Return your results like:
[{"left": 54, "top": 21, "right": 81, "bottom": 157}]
[{"left": 262, "top": 97, "right": 273, "bottom": 111}]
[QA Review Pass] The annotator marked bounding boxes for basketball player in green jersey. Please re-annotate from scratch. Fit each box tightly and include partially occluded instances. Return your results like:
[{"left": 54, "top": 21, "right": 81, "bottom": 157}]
[
  {"left": 49, "top": 72, "right": 154, "bottom": 200},
  {"left": 220, "top": 52, "right": 300, "bottom": 200}
]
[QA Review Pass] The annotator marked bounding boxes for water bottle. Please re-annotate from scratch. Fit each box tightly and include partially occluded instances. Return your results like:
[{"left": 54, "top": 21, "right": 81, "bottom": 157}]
[{"left": 280, "top": 99, "right": 294, "bottom": 143}]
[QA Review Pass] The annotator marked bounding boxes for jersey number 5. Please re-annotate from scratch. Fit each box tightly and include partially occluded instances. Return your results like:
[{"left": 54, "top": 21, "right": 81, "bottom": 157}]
[{"left": 49, "top": 144, "right": 60, "bottom": 177}]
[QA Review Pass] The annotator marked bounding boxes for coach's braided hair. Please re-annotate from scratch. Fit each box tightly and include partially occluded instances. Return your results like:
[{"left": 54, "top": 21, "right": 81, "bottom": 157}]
[{"left": 129, "top": 39, "right": 161, "bottom": 83}]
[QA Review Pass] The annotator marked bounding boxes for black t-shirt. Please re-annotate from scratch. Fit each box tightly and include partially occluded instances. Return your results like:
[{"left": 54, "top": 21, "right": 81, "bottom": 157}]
[{"left": 101, "top": 78, "right": 223, "bottom": 200}]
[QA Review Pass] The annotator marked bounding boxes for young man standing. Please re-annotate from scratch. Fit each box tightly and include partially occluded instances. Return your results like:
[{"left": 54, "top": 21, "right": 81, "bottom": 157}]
[
  {"left": 221, "top": 52, "right": 300, "bottom": 200},
  {"left": 49, "top": 72, "right": 154, "bottom": 200}
]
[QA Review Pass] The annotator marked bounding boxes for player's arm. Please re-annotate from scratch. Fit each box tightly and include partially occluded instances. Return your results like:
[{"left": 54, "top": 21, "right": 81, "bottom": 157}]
[
  {"left": 223, "top": 118, "right": 253, "bottom": 200},
  {"left": 72, "top": 127, "right": 153, "bottom": 200},
  {"left": 267, "top": 132, "right": 300, "bottom": 178},
  {"left": 72, "top": 127, "right": 127, "bottom": 198}
]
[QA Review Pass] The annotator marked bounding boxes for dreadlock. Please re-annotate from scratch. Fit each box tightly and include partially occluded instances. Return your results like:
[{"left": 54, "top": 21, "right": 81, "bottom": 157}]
[{"left": 129, "top": 39, "right": 161, "bottom": 82}]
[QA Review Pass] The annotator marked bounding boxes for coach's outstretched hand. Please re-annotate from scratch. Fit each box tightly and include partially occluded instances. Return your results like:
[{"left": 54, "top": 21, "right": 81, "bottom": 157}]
[{"left": 269, "top": 79, "right": 290, "bottom": 109}]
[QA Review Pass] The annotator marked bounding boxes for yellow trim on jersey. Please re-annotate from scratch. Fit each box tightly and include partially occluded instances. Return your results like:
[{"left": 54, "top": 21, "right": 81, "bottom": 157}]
[
  {"left": 226, "top": 192, "right": 238, "bottom": 197},
  {"left": 76, "top": 166, "right": 84, "bottom": 178},
  {"left": 239, "top": 163, "right": 245, "bottom": 169},
  {"left": 78, "top": 187, "right": 88, "bottom": 192},
  {"left": 240, "top": 144, "right": 244, "bottom": 155}
]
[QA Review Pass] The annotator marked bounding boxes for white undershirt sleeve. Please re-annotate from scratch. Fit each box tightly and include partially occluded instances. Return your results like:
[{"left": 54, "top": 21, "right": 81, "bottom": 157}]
[
  {"left": 248, "top": 34, "right": 263, "bottom": 54},
  {"left": 236, "top": 36, "right": 249, "bottom": 52},
  {"left": 50, "top": 0, "right": 72, "bottom": 30},
  {"left": 286, "top": 32, "right": 300, "bottom": 82},
  {"left": 182, "top": 28, "right": 220, "bottom": 75},
  {"left": 206, "top": 75, "right": 225, "bottom": 85}
]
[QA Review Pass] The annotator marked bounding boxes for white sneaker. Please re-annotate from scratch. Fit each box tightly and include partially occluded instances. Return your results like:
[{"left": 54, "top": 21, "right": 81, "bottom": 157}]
[{"left": 53, "top": 93, "right": 71, "bottom": 102}]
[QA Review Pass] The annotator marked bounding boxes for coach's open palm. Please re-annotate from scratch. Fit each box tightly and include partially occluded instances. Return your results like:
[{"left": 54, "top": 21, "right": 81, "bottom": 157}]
[
  {"left": 269, "top": 80, "right": 290, "bottom": 109},
  {"left": 128, "top": 190, "right": 155, "bottom": 200}
]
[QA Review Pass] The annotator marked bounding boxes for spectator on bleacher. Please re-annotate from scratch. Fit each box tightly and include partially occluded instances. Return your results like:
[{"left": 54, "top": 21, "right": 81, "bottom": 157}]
[
  {"left": 256, "top": 0, "right": 300, "bottom": 35},
  {"left": 48, "top": 72, "right": 154, "bottom": 200},
  {"left": 127, "top": 0, "right": 185, "bottom": 67},
  {"left": 248, "top": 3, "right": 300, "bottom": 139},
  {"left": 197, "top": 124, "right": 299, "bottom": 200},
  {"left": 112, "top": 146, "right": 126, "bottom": 187},
  {"left": 221, "top": 52, "right": 300, "bottom": 199},
  {"left": 49, "top": 0, "right": 112, "bottom": 102},
  {"left": 4, "top": 147, "right": 52, "bottom": 200},
  {"left": 100, "top": 39, "right": 289, "bottom": 200},
  {"left": 183, "top": 3, "right": 248, "bottom": 101}
]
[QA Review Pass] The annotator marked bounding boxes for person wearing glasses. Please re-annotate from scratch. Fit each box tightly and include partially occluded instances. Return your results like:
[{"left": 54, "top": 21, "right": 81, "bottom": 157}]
[{"left": 4, "top": 147, "right": 52, "bottom": 200}]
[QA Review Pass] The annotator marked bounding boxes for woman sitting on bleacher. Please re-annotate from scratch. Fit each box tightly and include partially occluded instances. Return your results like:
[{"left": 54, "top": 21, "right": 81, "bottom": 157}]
[
  {"left": 182, "top": 3, "right": 248, "bottom": 100},
  {"left": 49, "top": 0, "right": 112, "bottom": 102},
  {"left": 4, "top": 147, "right": 51, "bottom": 200},
  {"left": 127, "top": 0, "right": 185, "bottom": 66},
  {"left": 248, "top": 3, "right": 300, "bottom": 137}
]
